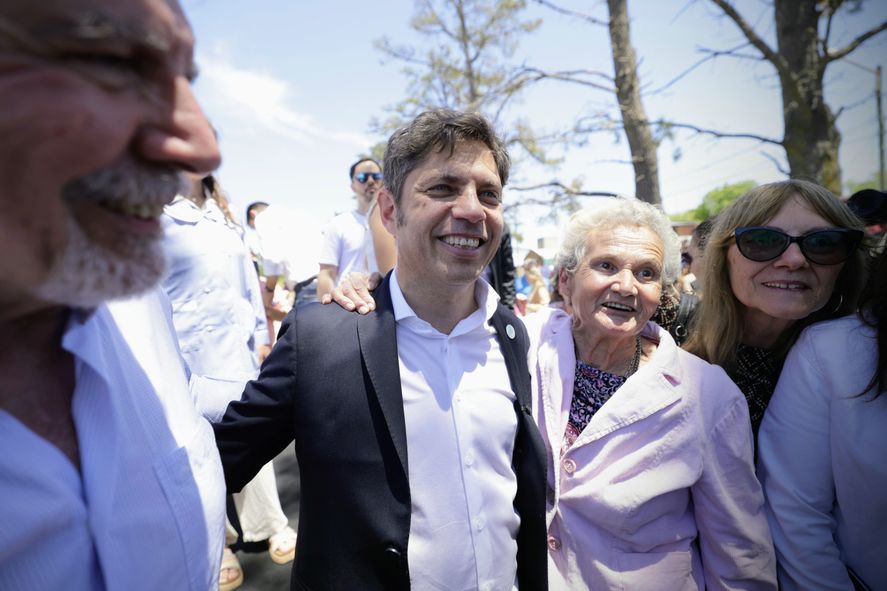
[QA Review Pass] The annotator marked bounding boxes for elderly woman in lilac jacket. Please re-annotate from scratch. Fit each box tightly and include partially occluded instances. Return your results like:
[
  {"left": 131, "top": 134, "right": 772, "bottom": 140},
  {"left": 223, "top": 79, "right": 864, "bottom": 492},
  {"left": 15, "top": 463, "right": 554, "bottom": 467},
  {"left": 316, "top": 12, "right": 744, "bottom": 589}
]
[{"left": 525, "top": 199, "right": 775, "bottom": 590}]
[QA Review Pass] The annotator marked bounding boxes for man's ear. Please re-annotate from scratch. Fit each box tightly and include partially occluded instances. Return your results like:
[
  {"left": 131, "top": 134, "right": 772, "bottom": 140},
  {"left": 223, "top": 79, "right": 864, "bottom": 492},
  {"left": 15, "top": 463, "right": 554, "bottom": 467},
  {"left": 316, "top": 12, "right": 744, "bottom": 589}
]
[{"left": 378, "top": 188, "right": 398, "bottom": 235}]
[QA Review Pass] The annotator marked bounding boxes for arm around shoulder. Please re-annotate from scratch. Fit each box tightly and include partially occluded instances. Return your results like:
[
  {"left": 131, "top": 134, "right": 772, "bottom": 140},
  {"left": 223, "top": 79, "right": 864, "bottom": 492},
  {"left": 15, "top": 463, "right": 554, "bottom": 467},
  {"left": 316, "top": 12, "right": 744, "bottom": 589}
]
[
  {"left": 316, "top": 265, "right": 338, "bottom": 301},
  {"left": 213, "top": 309, "right": 300, "bottom": 492}
]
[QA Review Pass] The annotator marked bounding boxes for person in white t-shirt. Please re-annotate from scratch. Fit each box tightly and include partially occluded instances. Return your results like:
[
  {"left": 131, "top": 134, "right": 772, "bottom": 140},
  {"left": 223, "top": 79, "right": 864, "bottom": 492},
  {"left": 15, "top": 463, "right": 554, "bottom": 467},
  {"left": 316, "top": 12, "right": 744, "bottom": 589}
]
[{"left": 316, "top": 158, "right": 383, "bottom": 298}]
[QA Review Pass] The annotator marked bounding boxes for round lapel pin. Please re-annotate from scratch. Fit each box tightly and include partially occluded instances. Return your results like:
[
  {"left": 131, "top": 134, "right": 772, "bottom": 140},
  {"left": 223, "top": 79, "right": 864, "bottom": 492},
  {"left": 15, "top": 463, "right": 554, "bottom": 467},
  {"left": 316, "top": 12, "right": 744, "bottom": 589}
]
[{"left": 506, "top": 324, "right": 516, "bottom": 339}]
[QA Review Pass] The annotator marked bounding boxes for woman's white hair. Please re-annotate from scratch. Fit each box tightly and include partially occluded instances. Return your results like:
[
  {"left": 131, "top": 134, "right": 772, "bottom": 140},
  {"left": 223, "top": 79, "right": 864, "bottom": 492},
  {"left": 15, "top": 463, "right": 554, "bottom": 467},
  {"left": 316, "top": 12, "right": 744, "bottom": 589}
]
[{"left": 555, "top": 197, "right": 681, "bottom": 286}]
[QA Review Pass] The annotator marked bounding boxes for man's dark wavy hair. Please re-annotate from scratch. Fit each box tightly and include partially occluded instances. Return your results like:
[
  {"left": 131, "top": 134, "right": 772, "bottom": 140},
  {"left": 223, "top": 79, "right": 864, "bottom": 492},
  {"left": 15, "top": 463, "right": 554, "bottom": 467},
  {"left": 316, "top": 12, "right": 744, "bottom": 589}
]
[{"left": 382, "top": 109, "right": 509, "bottom": 207}]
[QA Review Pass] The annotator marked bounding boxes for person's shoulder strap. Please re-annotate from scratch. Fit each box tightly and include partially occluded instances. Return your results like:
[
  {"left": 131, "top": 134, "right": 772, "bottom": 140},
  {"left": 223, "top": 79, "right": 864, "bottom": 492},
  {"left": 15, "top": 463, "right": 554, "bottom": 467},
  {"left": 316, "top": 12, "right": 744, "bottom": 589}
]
[{"left": 671, "top": 292, "right": 700, "bottom": 346}]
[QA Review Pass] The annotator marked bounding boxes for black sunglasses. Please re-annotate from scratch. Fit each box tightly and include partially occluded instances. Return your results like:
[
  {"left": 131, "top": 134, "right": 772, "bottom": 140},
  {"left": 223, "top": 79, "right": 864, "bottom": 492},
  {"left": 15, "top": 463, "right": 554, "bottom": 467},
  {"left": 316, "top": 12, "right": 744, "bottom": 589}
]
[
  {"left": 734, "top": 226, "right": 863, "bottom": 266},
  {"left": 681, "top": 252, "right": 693, "bottom": 266},
  {"left": 354, "top": 172, "right": 383, "bottom": 183}
]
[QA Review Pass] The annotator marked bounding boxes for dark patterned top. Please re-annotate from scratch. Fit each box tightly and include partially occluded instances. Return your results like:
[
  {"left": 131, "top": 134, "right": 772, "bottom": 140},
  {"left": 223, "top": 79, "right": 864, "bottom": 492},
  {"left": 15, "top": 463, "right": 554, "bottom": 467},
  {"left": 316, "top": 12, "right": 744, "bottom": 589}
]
[
  {"left": 729, "top": 344, "right": 784, "bottom": 440},
  {"left": 563, "top": 361, "right": 627, "bottom": 451},
  {"left": 651, "top": 291, "right": 679, "bottom": 334}
]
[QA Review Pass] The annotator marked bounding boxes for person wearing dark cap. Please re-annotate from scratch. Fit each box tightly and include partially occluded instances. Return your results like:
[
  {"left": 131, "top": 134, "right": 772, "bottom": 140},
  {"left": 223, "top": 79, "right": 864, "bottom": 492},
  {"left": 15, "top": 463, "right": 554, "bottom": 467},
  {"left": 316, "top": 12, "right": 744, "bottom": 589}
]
[{"left": 847, "top": 188, "right": 887, "bottom": 237}]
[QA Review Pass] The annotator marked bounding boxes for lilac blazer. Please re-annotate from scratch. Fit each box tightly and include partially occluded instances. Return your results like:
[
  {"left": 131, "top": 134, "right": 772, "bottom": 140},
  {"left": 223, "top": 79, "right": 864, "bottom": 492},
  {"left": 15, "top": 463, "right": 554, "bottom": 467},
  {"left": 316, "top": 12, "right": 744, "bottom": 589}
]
[{"left": 524, "top": 307, "right": 776, "bottom": 590}]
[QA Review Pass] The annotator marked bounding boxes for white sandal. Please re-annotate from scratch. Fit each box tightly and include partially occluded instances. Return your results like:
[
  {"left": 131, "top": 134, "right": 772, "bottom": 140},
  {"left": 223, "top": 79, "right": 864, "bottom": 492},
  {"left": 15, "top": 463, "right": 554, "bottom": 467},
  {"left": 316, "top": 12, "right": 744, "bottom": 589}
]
[
  {"left": 268, "top": 526, "right": 297, "bottom": 565},
  {"left": 219, "top": 546, "right": 243, "bottom": 591}
]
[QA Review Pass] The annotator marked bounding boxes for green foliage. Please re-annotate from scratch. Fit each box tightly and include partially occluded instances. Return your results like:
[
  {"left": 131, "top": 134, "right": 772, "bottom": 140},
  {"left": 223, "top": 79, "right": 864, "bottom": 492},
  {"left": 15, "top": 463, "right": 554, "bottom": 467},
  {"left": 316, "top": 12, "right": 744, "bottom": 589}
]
[
  {"left": 846, "top": 172, "right": 883, "bottom": 195},
  {"left": 670, "top": 180, "right": 756, "bottom": 221},
  {"left": 669, "top": 210, "right": 700, "bottom": 222},
  {"left": 695, "top": 180, "right": 756, "bottom": 218}
]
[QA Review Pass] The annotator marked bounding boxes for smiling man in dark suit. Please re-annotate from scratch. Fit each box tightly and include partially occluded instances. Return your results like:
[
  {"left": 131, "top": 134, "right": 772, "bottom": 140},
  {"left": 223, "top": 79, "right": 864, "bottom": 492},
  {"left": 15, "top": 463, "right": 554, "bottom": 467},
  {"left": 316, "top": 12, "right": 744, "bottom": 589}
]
[{"left": 214, "top": 109, "right": 547, "bottom": 591}]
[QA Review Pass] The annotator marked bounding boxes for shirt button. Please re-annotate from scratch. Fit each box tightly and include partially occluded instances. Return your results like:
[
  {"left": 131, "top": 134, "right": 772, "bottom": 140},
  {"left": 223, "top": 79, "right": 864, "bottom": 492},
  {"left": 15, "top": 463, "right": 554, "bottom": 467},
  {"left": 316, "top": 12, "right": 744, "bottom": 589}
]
[
  {"left": 481, "top": 583, "right": 494, "bottom": 591},
  {"left": 562, "top": 458, "right": 576, "bottom": 474},
  {"left": 547, "top": 535, "right": 561, "bottom": 551},
  {"left": 204, "top": 287, "right": 212, "bottom": 294},
  {"left": 465, "top": 451, "right": 475, "bottom": 467},
  {"left": 474, "top": 517, "right": 485, "bottom": 531}
]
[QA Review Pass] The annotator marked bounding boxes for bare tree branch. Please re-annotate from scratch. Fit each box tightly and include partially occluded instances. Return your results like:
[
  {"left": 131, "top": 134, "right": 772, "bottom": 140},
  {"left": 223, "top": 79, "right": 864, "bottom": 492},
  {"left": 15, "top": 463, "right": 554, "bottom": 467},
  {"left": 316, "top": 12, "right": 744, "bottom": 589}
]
[
  {"left": 656, "top": 119, "right": 783, "bottom": 145},
  {"left": 503, "top": 183, "right": 620, "bottom": 213},
  {"left": 510, "top": 65, "right": 615, "bottom": 92},
  {"left": 826, "top": 20, "right": 887, "bottom": 62},
  {"left": 834, "top": 93, "right": 873, "bottom": 120},
  {"left": 570, "top": 112, "right": 783, "bottom": 147},
  {"left": 708, "top": 0, "right": 791, "bottom": 78},
  {"left": 761, "top": 151, "right": 790, "bottom": 175},
  {"left": 375, "top": 38, "right": 431, "bottom": 68},
  {"left": 509, "top": 182, "right": 618, "bottom": 196},
  {"left": 591, "top": 158, "right": 635, "bottom": 165},
  {"left": 821, "top": 3, "right": 836, "bottom": 57},
  {"left": 532, "top": 0, "right": 608, "bottom": 26},
  {"left": 697, "top": 44, "right": 765, "bottom": 62},
  {"left": 648, "top": 42, "right": 755, "bottom": 95}
]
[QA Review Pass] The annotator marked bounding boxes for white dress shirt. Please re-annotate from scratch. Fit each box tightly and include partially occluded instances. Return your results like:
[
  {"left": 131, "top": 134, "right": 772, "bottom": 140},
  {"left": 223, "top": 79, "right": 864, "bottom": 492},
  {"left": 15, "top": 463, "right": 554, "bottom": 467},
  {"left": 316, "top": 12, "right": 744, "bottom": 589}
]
[
  {"left": 0, "top": 291, "right": 225, "bottom": 590},
  {"left": 389, "top": 271, "right": 520, "bottom": 591}
]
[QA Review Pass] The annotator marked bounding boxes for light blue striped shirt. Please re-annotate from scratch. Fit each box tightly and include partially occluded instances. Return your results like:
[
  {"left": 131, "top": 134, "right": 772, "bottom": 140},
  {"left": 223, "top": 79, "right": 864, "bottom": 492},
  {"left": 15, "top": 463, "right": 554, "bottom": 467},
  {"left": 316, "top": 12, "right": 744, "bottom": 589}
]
[{"left": 0, "top": 291, "right": 225, "bottom": 590}]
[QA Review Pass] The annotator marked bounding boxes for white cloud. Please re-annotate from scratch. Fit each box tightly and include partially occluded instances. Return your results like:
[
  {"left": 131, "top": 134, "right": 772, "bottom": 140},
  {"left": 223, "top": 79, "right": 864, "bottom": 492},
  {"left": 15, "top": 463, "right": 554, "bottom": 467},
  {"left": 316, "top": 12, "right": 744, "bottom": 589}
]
[{"left": 196, "top": 52, "right": 372, "bottom": 148}]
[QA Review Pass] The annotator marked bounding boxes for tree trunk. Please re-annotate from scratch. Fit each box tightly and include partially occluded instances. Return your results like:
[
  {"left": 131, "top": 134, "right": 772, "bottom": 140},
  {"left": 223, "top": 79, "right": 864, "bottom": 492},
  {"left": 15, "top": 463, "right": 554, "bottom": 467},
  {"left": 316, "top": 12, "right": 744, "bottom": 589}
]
[
  {"left": 607, "top": 0, "right": 662, "bottom": 205},
  {"left": 775, "top": 0, "right": 842, "bottom": 193}
]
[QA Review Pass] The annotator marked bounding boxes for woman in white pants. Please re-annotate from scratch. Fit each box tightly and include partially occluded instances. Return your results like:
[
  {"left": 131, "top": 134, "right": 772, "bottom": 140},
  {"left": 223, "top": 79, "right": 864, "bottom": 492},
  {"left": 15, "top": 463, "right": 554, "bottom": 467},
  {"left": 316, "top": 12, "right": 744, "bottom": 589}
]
[{"left": 161, "top": 174, "right": 297, "bottom": 591}]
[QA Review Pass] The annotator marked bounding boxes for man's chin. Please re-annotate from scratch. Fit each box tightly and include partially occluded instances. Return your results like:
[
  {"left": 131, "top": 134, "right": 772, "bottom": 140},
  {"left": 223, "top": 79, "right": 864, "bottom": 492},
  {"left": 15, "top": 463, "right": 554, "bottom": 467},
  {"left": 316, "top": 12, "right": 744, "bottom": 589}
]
[
  {"left": 35, "top": 256, "right": 166, "bottom": 309},
  {"left": 33, "top": 219, "right": 166, "bottom": 309}
]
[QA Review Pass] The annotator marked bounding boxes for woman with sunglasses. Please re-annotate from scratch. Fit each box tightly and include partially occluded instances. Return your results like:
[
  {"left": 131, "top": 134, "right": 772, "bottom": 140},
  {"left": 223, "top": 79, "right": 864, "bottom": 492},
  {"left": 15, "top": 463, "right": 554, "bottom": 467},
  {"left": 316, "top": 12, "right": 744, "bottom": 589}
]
[
  {"left": 756, "top": 238, "right": 886, "bottom": 590},
  {"left": 685, "top": 179, "right": 867, "bottom": 440}
]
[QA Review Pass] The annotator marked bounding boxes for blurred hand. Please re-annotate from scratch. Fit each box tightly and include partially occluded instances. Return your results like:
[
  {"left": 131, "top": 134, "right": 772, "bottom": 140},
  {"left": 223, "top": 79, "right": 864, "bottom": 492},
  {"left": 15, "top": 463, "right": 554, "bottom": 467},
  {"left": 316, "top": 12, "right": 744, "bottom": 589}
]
[
  {"left": 257, "top": 344, "right": 272, "bottom": 363},
  {"left": 321, "top": 271, "right": 380, "bottom": 314}
]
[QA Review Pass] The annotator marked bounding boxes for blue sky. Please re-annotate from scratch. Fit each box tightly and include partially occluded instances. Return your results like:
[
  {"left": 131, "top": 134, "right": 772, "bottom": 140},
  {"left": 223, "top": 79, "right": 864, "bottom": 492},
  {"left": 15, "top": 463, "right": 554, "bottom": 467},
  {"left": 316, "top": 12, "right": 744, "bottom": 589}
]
[{"left": 182, "top": 0, "right": 886, "bottom": 245}]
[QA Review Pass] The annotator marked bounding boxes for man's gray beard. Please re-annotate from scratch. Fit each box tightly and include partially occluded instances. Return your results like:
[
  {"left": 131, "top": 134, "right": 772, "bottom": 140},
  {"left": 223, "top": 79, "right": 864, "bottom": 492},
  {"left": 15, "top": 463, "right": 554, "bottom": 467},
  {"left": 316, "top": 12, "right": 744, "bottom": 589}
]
[{"left": 33, "top": 165, "right": 184, "bottom": 309}]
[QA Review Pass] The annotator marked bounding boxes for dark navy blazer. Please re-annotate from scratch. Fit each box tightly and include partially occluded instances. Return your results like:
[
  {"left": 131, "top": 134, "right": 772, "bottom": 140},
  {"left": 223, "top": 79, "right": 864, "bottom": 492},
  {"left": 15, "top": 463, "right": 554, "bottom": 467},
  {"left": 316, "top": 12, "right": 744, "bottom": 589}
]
[{"left": 214, "top": 273, "right": 548, "bottom": 590}]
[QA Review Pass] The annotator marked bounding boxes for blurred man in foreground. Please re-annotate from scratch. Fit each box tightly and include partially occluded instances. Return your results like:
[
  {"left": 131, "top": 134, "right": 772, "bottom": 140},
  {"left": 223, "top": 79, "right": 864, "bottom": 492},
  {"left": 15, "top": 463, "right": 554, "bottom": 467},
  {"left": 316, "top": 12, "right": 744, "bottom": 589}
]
[{"left": 0, "top": 1, "right": 226, "bottom": 588}]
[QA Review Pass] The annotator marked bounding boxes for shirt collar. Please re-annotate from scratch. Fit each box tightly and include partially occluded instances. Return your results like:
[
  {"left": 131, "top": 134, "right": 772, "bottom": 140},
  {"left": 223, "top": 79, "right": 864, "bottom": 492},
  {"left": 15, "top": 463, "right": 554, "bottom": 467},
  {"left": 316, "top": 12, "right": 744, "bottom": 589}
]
[
  {"left": 61, "top": 304, "right": 112, "bottom": 383},
  {"left": 639, "top": 321, "right": 685, "bottom": 385},
  {"left": 163, "top": 194, "right": 226, "bottom": 224},
  {"left": 389, "top": 268, "right": 500, "bottom": 336}
]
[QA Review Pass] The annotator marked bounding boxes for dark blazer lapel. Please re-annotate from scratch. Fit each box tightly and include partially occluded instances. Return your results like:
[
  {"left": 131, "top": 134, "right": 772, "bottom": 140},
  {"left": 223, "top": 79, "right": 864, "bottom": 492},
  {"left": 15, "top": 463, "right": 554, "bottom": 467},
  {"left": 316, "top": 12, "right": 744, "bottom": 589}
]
[{"left": 357, "top": 273, "right": 409, "bottom": 477}]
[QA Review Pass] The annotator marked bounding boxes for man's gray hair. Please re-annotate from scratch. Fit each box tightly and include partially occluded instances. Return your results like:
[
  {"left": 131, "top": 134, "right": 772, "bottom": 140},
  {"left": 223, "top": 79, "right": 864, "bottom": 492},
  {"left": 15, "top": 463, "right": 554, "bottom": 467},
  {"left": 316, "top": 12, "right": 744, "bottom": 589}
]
[
  {"left": 555, "top": 198, "right": 682, "bottom": 286},
  {"left": 382, "top": 109, "right": 510, "bottom": 205}
]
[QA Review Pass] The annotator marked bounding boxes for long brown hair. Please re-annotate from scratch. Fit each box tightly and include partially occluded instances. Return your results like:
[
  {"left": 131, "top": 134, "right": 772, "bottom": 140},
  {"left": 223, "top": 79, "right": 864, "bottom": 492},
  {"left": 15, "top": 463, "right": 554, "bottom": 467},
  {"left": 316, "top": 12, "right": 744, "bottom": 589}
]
[
  {"left": 685, "top": 180, "right": 867, "bottom": 369},
  {"left": 201, "top": 174, "right": 241, "bottom": 231},
  {"left": 858, "top": 243, "right": 887, "bottom": 397}
]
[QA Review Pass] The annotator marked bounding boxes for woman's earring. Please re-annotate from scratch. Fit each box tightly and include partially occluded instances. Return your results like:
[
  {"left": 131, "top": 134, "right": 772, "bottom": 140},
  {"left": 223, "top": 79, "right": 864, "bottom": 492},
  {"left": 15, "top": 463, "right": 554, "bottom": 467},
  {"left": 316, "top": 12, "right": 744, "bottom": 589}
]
[{"left": 828, "top": 292, "right": 844, "bottom": 315}]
